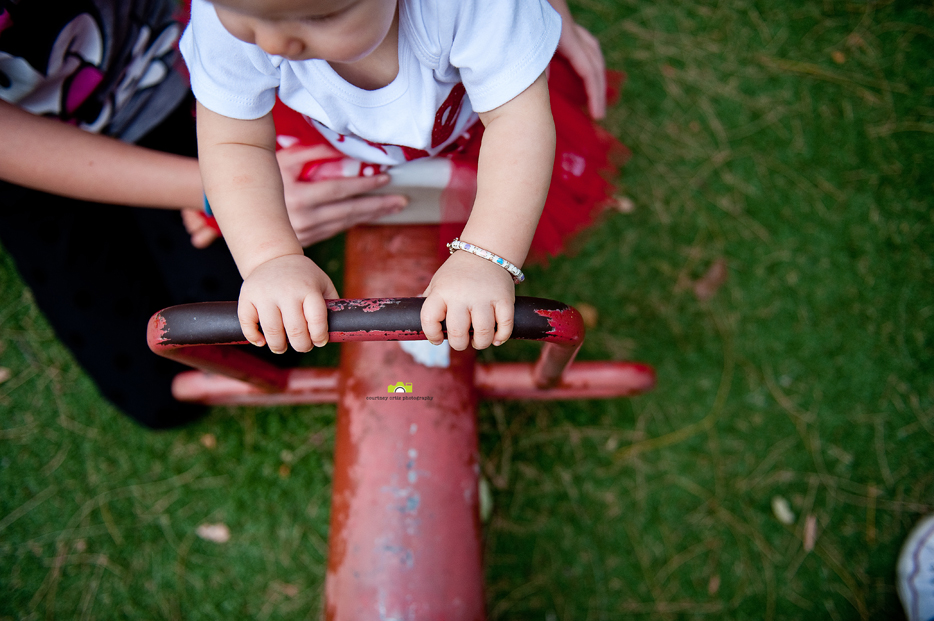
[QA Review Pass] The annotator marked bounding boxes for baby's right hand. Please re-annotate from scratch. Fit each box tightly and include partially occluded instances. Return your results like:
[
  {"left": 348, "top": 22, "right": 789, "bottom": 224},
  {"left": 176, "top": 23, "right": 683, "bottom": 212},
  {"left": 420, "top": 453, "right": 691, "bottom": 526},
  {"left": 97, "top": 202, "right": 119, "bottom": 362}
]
[{"left": 238, "top": 254, "right": 338, "bottom": 354}]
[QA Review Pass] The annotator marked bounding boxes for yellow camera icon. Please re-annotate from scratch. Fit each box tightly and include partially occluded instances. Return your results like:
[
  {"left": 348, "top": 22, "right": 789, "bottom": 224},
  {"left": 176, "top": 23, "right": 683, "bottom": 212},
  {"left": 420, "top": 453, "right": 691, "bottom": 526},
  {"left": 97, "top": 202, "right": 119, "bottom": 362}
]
[{"left": 388, "top": 382, "right": 413, "bottom": 394}]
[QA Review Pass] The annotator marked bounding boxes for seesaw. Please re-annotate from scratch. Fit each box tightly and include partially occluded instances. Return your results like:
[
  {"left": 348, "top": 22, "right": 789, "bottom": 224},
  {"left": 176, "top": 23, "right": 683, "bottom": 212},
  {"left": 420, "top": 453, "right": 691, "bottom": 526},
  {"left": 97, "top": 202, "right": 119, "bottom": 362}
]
[{"left": 148, "top": 162, "right": 654, "bottom": 619}]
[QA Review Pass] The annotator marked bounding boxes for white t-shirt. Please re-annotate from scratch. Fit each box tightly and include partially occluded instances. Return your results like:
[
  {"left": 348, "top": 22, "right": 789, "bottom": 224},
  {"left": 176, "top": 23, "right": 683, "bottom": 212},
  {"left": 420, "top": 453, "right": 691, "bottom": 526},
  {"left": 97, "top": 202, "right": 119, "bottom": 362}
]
[{"left": 181, "top": 0, "right": 561, "bottom": 165}]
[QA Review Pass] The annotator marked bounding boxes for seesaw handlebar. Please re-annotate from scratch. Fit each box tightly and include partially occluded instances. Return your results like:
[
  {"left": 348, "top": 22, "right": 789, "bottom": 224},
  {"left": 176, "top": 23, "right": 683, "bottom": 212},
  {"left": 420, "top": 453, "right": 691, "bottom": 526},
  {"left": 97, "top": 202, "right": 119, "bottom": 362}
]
[
  {"left": 147, "top": 297, "right": 584, "bottom": 392},
  {"left": 148, "top": 297, "right": 583, "bottom": 348}
]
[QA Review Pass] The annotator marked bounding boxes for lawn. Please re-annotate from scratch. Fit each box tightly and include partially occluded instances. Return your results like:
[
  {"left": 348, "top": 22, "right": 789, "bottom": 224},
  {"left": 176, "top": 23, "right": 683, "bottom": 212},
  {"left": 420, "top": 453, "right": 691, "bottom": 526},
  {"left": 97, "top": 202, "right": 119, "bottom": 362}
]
[{"left": 2, "top": 0, "right": 932, "bottom": 619}]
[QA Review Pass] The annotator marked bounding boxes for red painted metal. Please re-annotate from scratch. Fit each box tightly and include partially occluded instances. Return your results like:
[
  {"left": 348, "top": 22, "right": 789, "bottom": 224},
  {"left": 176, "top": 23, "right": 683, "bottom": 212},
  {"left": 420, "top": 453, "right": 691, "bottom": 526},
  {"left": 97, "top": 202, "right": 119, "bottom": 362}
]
[
  {"left": 170, "top": 367, "right": 340, "bottom": 405},
  {"left": 146, "top": 224, "right": 657, "bottom": 618},
  {"left": 147, "top": 296, "right": 608, "bottom": 404},
  {"left": 146, "top": 304, "right": 288, "bottom": 392},
  {"left": 167, "top": 361, "right": 657, "bottom": 405},
  {"left": 327, "top": 225, "right": 484, "bottom": 620},
  {"left": 147, "top": 276, "right": 655, "bottom": 402},
  {"left": 532, "top": 342, "right": 580, "bottom": 389},
  {"left": 477, "top": 361, "right": 656, "bottom": 400},
  {"left": 533, "top": 307, "right": 585, "bottom": 345}
]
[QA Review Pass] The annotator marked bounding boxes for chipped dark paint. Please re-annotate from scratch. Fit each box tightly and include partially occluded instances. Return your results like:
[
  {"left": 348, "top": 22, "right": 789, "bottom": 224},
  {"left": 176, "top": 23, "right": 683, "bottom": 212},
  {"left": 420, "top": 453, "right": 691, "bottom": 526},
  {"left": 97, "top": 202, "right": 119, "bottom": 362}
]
[
  {"left": 149, "top": 297, "right": 585, "bottom": 349},
  {"left": 147, "top": 297, "right": 588, "bottom": 397},
  {"left": 327, "top": 298, "right": 421, "bottom": 336},
  {"left": 326, "top": 298, "right": 401, "bottom": 313},
  {"left": 329, "top": 330, "right": 424, "bottom": 342},
  {"left": 153, "top": 301, "right": 246, "bottom": 347}
]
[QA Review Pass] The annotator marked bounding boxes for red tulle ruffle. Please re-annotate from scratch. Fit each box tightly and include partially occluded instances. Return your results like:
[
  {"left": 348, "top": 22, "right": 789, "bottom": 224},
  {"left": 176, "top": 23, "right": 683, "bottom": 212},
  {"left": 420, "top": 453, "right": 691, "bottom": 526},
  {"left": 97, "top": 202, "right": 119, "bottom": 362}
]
[{"left": 526, "top": 53, "right": 630, "bottom": 263}]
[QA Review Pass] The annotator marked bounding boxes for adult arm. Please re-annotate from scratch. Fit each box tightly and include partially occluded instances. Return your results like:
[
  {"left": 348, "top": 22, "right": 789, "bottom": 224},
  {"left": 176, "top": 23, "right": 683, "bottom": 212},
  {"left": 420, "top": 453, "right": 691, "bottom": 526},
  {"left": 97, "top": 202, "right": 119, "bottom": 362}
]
[
  {"left": 0, "top": 100, "right": 203, "bottom": 209},
  {"left": 1, "top": 100, "right": 404, "bottom": 247}
]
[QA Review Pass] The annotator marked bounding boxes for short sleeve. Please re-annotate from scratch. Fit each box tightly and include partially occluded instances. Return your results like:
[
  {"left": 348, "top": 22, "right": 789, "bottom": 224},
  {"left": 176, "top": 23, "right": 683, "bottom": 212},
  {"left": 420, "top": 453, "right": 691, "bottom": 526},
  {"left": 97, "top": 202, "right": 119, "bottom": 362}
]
[
  {"left": 446, "top": 0, "right": 561, "bottom": 113},
  {"left": 180, "top": 0, "right": 281, "bottom": 120}
]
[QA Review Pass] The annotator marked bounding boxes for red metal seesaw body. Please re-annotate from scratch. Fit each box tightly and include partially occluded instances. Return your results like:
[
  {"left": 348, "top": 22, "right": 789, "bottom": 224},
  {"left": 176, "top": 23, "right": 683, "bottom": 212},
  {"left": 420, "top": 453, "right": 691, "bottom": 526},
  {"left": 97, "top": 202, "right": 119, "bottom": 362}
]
[
  {"left": 147, "top": 225, "right": 655, "bottom": 620},
  {"left": 332, "top": 226, "right": 481, "bottom": 619}
]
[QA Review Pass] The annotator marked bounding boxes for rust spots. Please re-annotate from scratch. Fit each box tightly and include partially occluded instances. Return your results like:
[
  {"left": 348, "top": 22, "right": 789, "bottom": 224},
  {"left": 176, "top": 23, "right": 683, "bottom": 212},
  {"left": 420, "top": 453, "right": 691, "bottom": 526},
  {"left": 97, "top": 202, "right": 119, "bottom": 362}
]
[
  {"left": 327, "top": 298, "right": 401, "bottom": 313},
  {"left": 330, "top": 329, "right": 423, "bottom": 342}
]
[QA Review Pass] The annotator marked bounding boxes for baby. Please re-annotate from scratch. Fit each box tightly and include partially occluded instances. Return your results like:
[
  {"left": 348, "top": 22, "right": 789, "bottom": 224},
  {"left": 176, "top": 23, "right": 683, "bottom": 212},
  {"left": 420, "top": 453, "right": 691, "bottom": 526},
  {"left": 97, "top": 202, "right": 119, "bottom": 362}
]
[{"left": 181, "top": 0, "right": 562, "bottom": 354}]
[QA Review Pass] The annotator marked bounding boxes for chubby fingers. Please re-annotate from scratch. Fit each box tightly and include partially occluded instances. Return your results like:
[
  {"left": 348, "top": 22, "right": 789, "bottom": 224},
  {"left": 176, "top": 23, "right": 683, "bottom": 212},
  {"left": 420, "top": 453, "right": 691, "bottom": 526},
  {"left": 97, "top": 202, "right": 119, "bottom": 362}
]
[
  {"left": 444, "top": 304, "right": 472, "bottom": 352},
  {"left": 492, "top": 298, "right": 514, "bottom": 347},
  {"left": 275, "top": 298, "right": 314, "bottom": 353},
  {"left": 469, "top": 304, "right": 496, "bottom": 350},
  {"left": 419, "top": 294, "right": 448, "bottom": 346},
  {"left": 305, "top": 280, "right": 338, "bottom": 348},
  {"left": 303, "top": 293, "right": 330, "bottom": 348},
  {"left": 253, "top": 303, "right": 296, "bottom": 355},
  {"left": 239, "top": 289, "right": 339, "bottom": 354},
  {"left": 245, "top": 302, "right": 290, "bottom": 354},
  {"left": 466, "top": 301, "right": 514, "bottom": 350},
  {"left": 421, "top": 301, "right": 513, "bottom": 351},
  {"left": 240, "top": 298, "right": 331, "bottom": 354},
  {"left": 238, "top": 299, "right": 267, "bottom": 349}
]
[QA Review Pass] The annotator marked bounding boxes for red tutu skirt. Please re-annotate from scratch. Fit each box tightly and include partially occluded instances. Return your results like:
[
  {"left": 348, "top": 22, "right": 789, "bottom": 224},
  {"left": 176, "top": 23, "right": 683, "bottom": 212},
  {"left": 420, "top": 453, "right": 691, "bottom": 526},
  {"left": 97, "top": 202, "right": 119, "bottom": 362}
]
[{"left": 270, "top": 53, "right": 629, "bottom": 264}]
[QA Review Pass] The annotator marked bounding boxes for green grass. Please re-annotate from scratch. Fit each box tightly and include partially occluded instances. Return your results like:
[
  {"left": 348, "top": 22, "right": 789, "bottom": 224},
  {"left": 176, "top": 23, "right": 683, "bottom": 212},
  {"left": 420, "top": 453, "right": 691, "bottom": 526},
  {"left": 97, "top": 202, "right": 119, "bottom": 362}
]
[{"left": 2, "top": 0, "right": 933, "bottom": 619}]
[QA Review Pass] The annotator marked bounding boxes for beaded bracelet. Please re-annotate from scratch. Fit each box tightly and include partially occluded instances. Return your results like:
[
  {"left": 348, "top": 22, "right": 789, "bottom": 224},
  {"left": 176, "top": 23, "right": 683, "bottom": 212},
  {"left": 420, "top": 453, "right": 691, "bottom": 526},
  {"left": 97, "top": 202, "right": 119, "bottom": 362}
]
[{"left": 447, "top": 238, "right": 525, "bottom": 284}]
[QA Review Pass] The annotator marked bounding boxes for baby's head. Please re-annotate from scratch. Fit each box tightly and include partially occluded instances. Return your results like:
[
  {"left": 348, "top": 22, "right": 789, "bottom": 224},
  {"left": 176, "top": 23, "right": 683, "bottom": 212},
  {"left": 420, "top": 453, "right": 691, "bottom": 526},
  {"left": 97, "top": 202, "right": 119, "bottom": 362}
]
[{"left": 210, "top": 0, "right": 397, "bottom": 62}]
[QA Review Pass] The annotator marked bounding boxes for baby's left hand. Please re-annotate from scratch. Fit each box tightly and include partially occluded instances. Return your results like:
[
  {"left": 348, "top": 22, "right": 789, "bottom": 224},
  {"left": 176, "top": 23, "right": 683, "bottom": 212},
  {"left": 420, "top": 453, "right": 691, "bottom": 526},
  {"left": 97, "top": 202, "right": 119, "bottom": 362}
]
[{"left": 420, "top": 251, "right": 516, "bottom": 351}]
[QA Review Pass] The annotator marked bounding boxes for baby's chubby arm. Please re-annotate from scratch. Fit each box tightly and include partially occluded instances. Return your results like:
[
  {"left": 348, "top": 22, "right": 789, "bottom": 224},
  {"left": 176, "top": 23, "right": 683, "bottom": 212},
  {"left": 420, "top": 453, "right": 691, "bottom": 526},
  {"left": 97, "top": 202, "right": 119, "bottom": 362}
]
[
  {"left": 420, "top": 73, "right": 555, "bottom": 351},
  {"left": 196, "top": 102, "right": 337, "bottom": 353}
]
